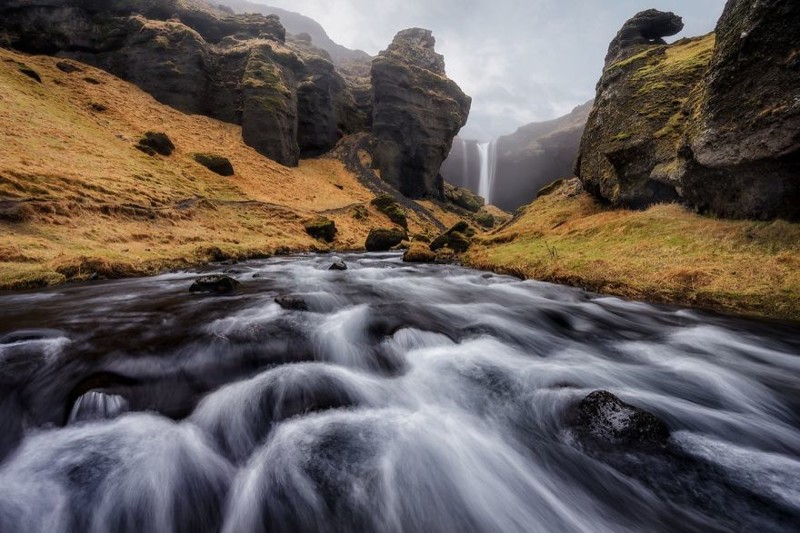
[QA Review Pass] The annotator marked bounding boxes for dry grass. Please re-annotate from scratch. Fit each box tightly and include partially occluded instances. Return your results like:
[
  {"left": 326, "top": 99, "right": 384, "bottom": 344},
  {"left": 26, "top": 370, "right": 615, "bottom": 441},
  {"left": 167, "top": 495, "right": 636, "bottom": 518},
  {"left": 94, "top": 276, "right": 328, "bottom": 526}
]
[
  {"left": 466, "top": 180, "right": 800, "bottom": 321},
  {"left": 0, "top": 49, "right": 450, "bottom": 289}
]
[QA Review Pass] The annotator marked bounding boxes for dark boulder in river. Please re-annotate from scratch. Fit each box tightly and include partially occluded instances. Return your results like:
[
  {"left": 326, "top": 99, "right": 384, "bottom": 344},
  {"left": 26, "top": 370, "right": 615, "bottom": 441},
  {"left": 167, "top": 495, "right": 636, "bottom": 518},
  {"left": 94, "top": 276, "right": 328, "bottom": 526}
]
[
  {"left": 275, "top": 295, "right": 310, "bottom": 311},
  {"left": 571, "top": 390, "right": 670, "bottom": 449},
  {"left": 189, "top": 275, "right": 239, "bottom": 294}
]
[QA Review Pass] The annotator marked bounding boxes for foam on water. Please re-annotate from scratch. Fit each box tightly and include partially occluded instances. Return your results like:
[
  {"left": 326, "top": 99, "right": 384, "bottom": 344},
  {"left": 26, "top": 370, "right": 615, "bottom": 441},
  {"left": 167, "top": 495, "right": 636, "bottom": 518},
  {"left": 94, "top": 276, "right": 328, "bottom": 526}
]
[{"left": 0, "top": 252, "right": 798, "bottom": 532}]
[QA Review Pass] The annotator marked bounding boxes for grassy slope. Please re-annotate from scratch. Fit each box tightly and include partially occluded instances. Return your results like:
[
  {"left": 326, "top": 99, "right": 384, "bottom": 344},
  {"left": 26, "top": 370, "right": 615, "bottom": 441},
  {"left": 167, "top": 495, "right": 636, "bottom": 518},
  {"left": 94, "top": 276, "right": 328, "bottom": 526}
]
[
  {"left": 0, "top": 49, "right": 453, "bottom": 289},
  {"left": 466, "top": 180, "right": 800, "bottom": 321}
]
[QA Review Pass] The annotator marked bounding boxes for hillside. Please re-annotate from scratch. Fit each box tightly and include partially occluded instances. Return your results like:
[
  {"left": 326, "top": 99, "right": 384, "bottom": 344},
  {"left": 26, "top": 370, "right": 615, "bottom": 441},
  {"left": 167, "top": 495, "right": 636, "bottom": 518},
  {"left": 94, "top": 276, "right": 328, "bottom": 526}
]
[
  {"left": 0, "top": 49, "right": 455, "bottom": 289},
  {"left": 466, "top": 179, "right": 800, "bottom": 321}
]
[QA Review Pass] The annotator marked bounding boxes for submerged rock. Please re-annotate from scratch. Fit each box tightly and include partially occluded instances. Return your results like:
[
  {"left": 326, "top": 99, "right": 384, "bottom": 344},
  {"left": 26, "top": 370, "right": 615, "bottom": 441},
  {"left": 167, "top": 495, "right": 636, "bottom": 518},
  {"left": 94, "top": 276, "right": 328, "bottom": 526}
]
[
  {"left": 189, "top": 274, "right": 239, "bottom": 294},
  {"left": 275, "top": 295, "right": 309, "bottom": 311},
  {"left": 571, "top": 390, "right": 670, "bottom": 448},
  {"left": 329, "top": 259, "right": 348, "bottom": 271}
]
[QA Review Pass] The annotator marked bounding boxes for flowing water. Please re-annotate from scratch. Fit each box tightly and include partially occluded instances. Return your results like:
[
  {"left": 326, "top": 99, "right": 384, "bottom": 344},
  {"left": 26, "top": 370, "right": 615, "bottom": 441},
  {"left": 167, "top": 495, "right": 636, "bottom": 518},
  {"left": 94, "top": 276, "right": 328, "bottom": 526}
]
[
  {"left": 0, "top": 253, "right": 799, "bottom": 532},
  {"left": 477, "top": 140, "right": 497, "bottom": 204}
]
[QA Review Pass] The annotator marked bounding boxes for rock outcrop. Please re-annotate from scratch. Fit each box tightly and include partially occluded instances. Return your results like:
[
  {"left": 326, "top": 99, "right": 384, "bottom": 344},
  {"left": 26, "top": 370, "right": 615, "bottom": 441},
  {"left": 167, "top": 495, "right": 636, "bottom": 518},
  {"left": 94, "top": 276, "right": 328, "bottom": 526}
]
[
  {"left": 577, "top": 2, "right": 800, "bottom": 220},
  {"left": 605, "top": 9, "right": 685, "bottom": 63},
  {"left": 371, "top": 29, "right": 471, "bottom": 199},
  {"left": 0, "top": 0, "right": 358, "bottom": 166}
]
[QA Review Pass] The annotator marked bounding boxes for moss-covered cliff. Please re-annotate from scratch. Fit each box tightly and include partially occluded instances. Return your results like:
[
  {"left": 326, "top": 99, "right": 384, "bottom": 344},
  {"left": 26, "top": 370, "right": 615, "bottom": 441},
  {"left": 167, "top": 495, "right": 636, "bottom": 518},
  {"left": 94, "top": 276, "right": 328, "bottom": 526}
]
[{"left": 577, "top": 1, "right": 800, "bottom": 220}]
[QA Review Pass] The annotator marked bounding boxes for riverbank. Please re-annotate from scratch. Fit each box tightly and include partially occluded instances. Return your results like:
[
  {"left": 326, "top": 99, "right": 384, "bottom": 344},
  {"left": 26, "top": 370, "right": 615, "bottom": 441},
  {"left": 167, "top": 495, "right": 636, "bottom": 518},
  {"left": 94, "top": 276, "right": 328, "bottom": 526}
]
[
  {"left": 465, "top": 179, "right": 800, "bottom": 322},
  {"left": 0, "top": 48, "right": 459, "bottom": 290}
]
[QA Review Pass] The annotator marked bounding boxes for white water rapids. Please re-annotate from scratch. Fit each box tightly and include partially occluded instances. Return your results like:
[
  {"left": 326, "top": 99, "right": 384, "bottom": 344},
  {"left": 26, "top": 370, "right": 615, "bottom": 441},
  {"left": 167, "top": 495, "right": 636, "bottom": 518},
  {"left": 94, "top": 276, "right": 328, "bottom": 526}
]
[{"left": 0, "top": 253, "right": 798, "bottom": 532}]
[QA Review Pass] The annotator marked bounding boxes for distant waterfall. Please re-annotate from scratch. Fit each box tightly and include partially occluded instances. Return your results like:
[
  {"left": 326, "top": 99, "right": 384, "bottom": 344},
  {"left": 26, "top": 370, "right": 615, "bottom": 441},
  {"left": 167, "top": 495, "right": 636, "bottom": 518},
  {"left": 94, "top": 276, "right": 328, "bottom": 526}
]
[{"left": 477, "top": 140, "right": 497, "bottom": 204}]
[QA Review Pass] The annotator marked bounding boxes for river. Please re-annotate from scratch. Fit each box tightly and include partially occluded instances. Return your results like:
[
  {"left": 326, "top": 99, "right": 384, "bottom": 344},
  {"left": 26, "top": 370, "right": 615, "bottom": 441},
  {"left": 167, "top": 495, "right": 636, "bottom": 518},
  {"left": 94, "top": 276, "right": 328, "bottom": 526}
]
[{"left": 0, "top": 253, "right": 798, "bottom": 532}]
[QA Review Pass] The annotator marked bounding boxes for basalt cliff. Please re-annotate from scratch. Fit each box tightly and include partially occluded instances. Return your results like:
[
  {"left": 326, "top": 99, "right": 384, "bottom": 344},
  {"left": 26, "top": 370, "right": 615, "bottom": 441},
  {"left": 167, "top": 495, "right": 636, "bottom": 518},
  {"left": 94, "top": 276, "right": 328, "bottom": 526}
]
[
  {"left": 0, "top": 0, "right": 469, "bottom": 199},
  {"left": 577, "top": 1, "right": 800, "bottom": 220}
]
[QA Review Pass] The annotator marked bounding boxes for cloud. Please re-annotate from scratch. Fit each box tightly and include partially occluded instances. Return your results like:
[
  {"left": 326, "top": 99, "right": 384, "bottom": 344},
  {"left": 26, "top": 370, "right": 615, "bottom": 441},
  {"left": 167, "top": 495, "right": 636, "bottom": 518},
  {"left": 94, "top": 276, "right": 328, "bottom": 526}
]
[{"left": 251, "top": 0, "right": 728, "bottom": 139}]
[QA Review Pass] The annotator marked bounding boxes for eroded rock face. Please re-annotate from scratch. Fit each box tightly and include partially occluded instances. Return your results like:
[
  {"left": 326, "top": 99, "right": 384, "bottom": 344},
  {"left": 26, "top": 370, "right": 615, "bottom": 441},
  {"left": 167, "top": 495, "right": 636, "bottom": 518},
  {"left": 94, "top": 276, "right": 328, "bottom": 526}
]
[
  {"left": 371, "top": 29, "right": 471, "bottom": 199},
  {"left": 680, "top": 0, "right": 800, "bottom": 220},
  {"left": 578, "top": 3, "right": 800, "bottom": 220},
  {"left": 0, "top": 0, "right": 356, "bottom": 167}
]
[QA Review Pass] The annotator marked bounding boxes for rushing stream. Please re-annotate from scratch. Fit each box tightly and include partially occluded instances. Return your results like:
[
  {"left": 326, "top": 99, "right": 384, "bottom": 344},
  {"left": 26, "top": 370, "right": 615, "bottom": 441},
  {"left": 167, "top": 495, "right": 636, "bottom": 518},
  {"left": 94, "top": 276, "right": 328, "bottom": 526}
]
[{"left": 0, "top": 253, "right": 799, "bottom": 532}]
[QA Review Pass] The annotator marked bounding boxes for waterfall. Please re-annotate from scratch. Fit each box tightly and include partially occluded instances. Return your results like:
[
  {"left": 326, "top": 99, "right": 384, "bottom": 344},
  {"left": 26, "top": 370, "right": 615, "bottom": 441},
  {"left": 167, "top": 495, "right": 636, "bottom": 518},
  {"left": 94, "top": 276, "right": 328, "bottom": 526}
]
[{"left": 477, "top": 140, "right": 497, "bottom": 204}]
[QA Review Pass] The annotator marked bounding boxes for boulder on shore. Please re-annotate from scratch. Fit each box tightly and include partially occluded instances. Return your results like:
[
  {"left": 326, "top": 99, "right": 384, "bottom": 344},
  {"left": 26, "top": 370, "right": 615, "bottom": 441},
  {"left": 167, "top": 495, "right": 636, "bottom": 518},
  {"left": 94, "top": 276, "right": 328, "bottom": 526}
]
[
  {"left": 303, "top": 216, "right": 337, "bottom": 242},
  {"left": 403, "top": 244, "right": 436, "bottom": 263},
  {"left": 365, "top": 228, "right": 407, "bottom": 252}
]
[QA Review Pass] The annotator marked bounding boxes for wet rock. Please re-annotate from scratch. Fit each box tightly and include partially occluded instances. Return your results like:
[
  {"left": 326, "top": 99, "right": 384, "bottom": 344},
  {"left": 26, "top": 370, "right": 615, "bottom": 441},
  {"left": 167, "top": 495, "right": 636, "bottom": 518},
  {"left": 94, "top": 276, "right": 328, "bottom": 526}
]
[
  {"left": 365, "top": 228, "right": 407, "bottom": 252},
  {"left": 403, "top": 244, "right": 436, "bottom": 263},
  {"left": 192, "top": 153, "right": 234, "bottom": 176},
  {"left": 189, "top": 274, "right": 239, "bottom": 294},
  {"left": 275, "top": 295, "right": 309, "bottom": 311},
  {"left": 371, "top": 28, "right": 471, "bottom": 198},
  {"left": 136, "top": 132, "right": 174, "bottom": 156},
  {"left": 571, "top": 390, "right": 670, "bottom": 448},
  {"left": 329, "top": 259, "right": 348, "bottom": 271},
  {"left": 303, "top": 216, "right": 337, "bottom": 242},
  {"left": 370, "top": 194, "right": 407, "bottom": 228}
]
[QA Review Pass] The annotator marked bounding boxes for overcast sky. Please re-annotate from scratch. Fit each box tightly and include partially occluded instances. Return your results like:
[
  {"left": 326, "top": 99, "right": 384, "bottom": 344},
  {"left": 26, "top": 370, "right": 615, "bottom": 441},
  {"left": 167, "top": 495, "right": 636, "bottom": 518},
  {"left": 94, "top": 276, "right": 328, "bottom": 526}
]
[{"left": 256, "top": 1, "right": 727, "bottom": 139}]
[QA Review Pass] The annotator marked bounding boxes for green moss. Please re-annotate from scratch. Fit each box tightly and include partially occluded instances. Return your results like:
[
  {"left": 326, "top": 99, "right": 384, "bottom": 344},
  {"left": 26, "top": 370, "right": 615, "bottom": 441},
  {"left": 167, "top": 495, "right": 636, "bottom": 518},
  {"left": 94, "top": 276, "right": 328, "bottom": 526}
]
[{"left": 611, "top": 132, "right": 632, "bottom": 142}]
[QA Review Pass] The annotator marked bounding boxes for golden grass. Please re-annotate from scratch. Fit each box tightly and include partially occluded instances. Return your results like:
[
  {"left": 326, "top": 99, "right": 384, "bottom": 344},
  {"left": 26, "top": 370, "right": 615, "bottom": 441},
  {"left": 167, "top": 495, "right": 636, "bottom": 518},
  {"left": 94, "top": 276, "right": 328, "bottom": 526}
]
[
  {"left": 466, "top": 180, "right": 800, "bottom": 321},
  {"left": 0, "top": 49, "right": 451, "bottom": 289}
]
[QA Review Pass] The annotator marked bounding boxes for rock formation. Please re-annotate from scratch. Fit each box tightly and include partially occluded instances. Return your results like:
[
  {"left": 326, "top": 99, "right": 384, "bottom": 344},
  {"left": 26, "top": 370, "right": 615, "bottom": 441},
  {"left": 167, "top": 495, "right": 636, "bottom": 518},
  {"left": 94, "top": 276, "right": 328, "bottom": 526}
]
[
  {"left": 577, "top": 2, "right": 800, "bottom": 220},
  {"left": 0, "top": 0, "right": 359, "bottom": 166},
  {"left": 371, "top": 29, "right": 472, "bottom": 199},
  {"left": 605, "top": 9, "right": 685, "bottom": 63}
]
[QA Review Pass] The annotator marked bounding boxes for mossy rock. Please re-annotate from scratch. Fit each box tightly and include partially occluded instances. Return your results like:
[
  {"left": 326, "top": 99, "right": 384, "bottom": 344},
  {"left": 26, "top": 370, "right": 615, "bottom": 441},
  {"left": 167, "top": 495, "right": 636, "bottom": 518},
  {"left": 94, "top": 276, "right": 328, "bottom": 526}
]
[
  {"left": 474, "top": 211, "right": 495, "bottom": 228},
  {"left": 193, "top": 153, "right": 234, "bottom": 176},
  {"left": 411, "top": 233, "right": 432, "bottom": 243},
  {"left": 429, "top": 221, "right": 473, "bottom": 253},
  {"left": 365, "top": 228, "right": 407, "bottom": 251},
  {"left": 447, "top": 231, "right": 471, "bottom": 253},
  {"left": 370, "top": 194, "right": 407, "bottom": 228},
  {"left": 403, "top": 244, "right": 436, "bottom": 263},
  {"left": 351, "top": 205, "right": 369, "bottom": 220},
  {"left": 137, "top": 132, "right": 174, "bottom": 156},
  {"left": 303, "top": 216, "right": 337, "bottom": 242},
  {"left": 444, "top": 185, "right": 484, "bottom": 213}
]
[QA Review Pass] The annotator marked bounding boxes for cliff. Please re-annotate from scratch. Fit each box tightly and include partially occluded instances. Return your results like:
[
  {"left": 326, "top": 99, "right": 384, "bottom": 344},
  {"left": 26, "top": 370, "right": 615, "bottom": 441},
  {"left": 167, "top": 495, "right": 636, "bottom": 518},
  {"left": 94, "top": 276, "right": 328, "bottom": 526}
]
[
  {"left": 577, "top": 2, "right": 800, "bottom": 220},
  {"left": 0, "top": 1, "right": 468, "bottom": 199},
  {"left": 0, "top": 47, "right": 457, "bottom": 289},
  {"left": 371, "top": 29, "right": 472, "bottom": 199}
]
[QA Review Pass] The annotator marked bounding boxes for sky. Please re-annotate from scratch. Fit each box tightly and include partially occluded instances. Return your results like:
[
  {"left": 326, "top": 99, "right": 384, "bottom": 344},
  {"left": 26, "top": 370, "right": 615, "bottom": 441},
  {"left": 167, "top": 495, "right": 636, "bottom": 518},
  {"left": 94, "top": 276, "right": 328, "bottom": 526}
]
[{"left": 254, "top": 1, "right": 728, "bottom": 140}]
